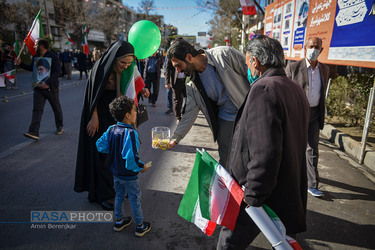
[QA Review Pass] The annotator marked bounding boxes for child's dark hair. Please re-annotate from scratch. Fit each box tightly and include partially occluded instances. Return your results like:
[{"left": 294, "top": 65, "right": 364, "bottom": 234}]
[{"left": 109, "top": 96, "right": 135, "bottom": 122}]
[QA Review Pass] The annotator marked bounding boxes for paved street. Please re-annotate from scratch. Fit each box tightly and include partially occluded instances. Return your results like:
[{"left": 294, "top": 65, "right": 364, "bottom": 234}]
[{"left": 0, "top": 70, "right": 374, "bottom": 249}]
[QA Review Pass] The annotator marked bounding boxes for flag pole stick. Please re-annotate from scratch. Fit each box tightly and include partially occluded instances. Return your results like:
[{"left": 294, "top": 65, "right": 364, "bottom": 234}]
[{"left": 16, "top": 43, "right": 26, "bottom": 61}]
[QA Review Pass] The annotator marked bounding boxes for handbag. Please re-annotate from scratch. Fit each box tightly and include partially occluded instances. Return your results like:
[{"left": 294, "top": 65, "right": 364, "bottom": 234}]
[{"left": 136, "top": 97, "right": 148, "bottom": 127}]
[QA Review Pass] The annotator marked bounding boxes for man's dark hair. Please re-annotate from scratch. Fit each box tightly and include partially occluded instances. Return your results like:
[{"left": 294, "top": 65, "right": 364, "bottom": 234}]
[
  {"left": 36, "top": 38, "right": 49, "bottom": 50},
  {"left": 36, "top": 58, "right": 50, "bottom": 70},
  {"left": 167, "top": 39, "right": 198, "bottom": 61},
  {"left": 245, "top": 35, "right": 285, "bottom": 68},
  {"left": 109, "top": 96, "right": 135, "bottom": 122}
]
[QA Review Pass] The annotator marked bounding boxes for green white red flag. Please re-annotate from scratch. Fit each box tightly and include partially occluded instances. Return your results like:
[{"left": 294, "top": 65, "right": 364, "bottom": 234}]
[
  {"left": 3, "top": 70, "right": 16, "bottom": 83},
  {"left": 65, "top": 31, "right": 76, "bottom": 45},
  {"left": 178, "top": 149, "right": 244, "bottom": 236},
  {"left": 82, "top": 25, "right": 89, "bottom": 55},
  {"left": 120, "top": 61, "right": 145, "bottom": 105},
  {"left": 24, "top": 9, "right": 44, "bottom": 56},
  {"left": 12, "top": 40, "right": 19, "bottom": 56}
]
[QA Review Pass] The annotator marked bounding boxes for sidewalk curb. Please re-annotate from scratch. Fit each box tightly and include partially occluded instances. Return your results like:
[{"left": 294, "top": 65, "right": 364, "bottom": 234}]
[{"left": 321, "top": 124, "right": 375, "bottom": 174}]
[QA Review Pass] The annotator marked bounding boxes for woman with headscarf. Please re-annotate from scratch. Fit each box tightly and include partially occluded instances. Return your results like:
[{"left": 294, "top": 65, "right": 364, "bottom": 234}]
[{"left": 74, "top": 41, "right": 150, "bottom": 210}]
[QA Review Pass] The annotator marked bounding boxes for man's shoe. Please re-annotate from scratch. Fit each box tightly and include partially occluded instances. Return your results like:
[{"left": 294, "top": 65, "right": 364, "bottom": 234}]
[
  {"left": 152, "top": 103, "right": 156, "bottom": 107},
  {"left": 135, "top": 221, "right": 151, "bottom": 237},
  {"left": 56, "top": 127, "right": 64, "bottom": 135},
  {"left": 24, "top": 132, "right": 39, "bottom": 140},
  {"left": 308, "top": 187, "right": 324, "bottom": 197},
  {"left": 113, "top": 216, "right": 132, "bottom": 232},
  {"left": 165, "top": 109, "right": 173, "bottom": 114},
  {"left": 100, "top": 200, "right": 114, "bottom": 210}
]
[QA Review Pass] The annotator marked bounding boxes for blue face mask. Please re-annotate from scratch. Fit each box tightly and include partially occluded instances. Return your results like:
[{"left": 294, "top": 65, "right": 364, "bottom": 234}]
[{"left": 247, "top": 67, "right": 258, "bottom": 84}]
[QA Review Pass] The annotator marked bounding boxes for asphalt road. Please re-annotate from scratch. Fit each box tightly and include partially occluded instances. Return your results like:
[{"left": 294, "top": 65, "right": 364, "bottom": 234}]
[{"left": 0, "top": 70, "right": 374, "bottom": 249}]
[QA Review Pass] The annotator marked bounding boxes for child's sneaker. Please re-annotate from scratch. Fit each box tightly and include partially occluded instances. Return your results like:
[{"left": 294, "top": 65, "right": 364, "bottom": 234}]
[
  {"left": 135, "top": 221, "right": 151, "bottom": 237},
  {"left": 113, "top": 216, "right": 132, "bottom": 232}
]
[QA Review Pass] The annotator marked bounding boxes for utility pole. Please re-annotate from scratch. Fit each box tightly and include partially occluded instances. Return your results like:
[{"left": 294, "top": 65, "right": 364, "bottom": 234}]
[{"left": 43, "top": 0, "right": 53, "bottom": 40}]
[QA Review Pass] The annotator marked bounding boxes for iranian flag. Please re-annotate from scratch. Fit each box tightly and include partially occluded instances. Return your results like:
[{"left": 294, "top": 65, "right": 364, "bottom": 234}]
[
  {"left": 178, "top": 149, "right": 244, "bottom": 236},
  {"left": 120, "top": 61, "right": 145, "bottom": 105},
  {"left": 82, "top": 25, "right": 89, "bottom": 55},
  {"left": 240, "top": 0, "right": 257, "bottom": 16},
  {"left": 3, "top": 70, "right": 16, "bottom": 83},
  {"left": 24, "top": 9, "right": 44, "bottom": 56},
  {"left": 65, "top": 31, "right": 76, "bottom": 45},
  {"left": 12, "top": 40, "right": 19, "bottom": 56}
]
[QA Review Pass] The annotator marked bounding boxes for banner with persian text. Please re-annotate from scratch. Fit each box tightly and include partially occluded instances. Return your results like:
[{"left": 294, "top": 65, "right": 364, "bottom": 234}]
[{"left": 264, "top": 0, "right": 375, "bottom": 68}]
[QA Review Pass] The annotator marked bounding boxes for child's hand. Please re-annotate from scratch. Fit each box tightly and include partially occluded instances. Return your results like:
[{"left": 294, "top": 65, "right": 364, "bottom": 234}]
[{"left": 141, "top": 161, "right": 152, "bottom": 173}]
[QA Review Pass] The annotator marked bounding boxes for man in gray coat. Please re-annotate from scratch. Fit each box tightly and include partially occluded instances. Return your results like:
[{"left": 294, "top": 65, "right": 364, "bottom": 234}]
[
  {"left": 217, "top": 35, "right": 310, "bottom": 249},
  {"left": 167, "top": 40, "right": 250, "bottom": 167}
]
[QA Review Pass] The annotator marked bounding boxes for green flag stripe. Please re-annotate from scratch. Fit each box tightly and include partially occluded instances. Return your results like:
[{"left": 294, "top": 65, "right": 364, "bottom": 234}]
[
  {"left": 198, "top": 151, "right": 218, "bottom": 220},
  {"left": 262, "top": 204, "right": 279, "bottom": 220},
  {"left": 177, "top": 151, "right": 202, "bottom": 221},
  {"left": 120, "top": 60, "right": 135, "bottom": 95},
  {"left": 36, "top": 10, "right": 44, "bottom": 38}
]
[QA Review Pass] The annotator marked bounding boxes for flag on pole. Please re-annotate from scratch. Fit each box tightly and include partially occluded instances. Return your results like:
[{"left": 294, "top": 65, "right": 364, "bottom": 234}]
[
  {"left": 178, "top": 149, "right": 244, "bottom": 236},
  {"left": 3, "top": 70, "right": 16, "bottom": 83},
  {"left": 65, "top": 31, "right": 76, "bottom": 45},
  {"left": 82, "top": 25, "right": 89, "bottom": 55},
  {"left": 120, "top": 61, "right": 145, "bottom": 105},
  {"left": 240, "top": 0, "right": 257, "bottom": 15},
  {"left": 24, "top": 9, "right": 44, "bottom": 56},
  {"left": 12, "top": 40, "right": 19, "bottom": 56}
]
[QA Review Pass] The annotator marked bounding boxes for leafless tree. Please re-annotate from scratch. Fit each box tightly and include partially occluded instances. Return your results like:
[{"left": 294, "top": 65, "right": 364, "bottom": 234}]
[{"left": 138, "top": 0, "right": 156, "bottom": 18}]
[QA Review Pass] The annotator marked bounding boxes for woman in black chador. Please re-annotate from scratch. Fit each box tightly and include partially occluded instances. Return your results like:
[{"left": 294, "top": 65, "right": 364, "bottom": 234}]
[{"left": 74, "top": 41, "right": 149, "bottom": 210}]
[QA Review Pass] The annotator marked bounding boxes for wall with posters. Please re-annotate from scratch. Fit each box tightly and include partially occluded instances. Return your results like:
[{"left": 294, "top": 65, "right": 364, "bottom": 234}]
[{"left": 264, "top": 0, "right": 375, "bottom": 68}]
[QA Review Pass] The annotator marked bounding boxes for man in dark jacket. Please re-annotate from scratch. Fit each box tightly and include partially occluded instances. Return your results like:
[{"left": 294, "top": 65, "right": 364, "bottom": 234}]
[
  {"left": 143, "top": 51, "right": 163, "bottom": 107},
  {"left": 217, "top": 35, "right": 310, "bottom": 249},
  {"left": 15, "top": 38, "right": 63, "bottom": 140}
]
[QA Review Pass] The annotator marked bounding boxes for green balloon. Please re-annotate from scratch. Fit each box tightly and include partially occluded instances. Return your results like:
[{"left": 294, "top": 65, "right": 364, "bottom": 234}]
[{"left": 128, "top": 20, "right": 161, "bottom": 59}]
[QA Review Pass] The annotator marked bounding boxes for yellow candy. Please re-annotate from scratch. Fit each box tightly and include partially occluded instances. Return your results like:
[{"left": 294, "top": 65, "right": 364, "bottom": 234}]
[{"left": 152, "top": 139, "right": 170, "bottom": 150}]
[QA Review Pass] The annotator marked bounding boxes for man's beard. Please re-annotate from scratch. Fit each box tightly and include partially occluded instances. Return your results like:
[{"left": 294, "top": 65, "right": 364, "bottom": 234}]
[
  {"left": 183, "top": 61, "right": 195, "bottom": 76},
  {"left": 37, "top": 72, "right": 49, "bottom": 82}
]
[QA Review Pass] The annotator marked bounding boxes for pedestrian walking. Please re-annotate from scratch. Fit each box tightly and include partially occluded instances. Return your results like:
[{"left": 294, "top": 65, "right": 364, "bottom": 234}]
[
  {"left": 164, "top": 38, "right": 187, "bottom": 123},
  {"left": 61, "top": 48, "right": 73, "bottom": 80},
  {"left": 77, "top": 50, "right": 88, "bottom": 80},
  {"left": 285, "top": 36, "right": 330, "bottom": 197},
  {"left": 143, "top": 51, "right": 163, "bottom": 107},
  {"left": 15, "top": 38, "right": 63, "bottom": 140}
]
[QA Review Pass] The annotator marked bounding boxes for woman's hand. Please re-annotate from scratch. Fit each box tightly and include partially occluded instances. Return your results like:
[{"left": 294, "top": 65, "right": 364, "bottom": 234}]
[
  {"left": 143, "top": 88, "right": 150, "bottom": 98},
  {"left": 86, "top": 112, "right": 99, "bottom": 137}
]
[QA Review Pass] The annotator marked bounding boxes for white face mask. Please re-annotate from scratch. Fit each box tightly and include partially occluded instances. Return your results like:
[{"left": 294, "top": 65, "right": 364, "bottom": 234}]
[{"left": 305, "top": 48, "right": 320, "bottom": 62}]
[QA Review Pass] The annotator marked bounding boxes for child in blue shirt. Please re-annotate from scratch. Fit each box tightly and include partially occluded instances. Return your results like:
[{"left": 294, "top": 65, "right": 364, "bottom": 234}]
[{"left": 96, "top": 96, "right": 152, "bottom": 237}]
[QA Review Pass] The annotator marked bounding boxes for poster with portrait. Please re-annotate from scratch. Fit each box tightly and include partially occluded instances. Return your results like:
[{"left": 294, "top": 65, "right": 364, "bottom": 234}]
[
  {"left": 265, "top": 0, "right": 375, "bottom": 68},
  {"left": 32, "top": 57, "right": 52, "bottom": 87},
  {"left": 281, "top": 0, "right": 296, "bottom": 57}
]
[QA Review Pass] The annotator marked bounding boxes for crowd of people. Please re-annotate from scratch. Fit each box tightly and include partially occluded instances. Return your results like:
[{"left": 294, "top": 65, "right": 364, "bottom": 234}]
[{"left": 8, "top": 34, "right": 330, "bottom": 246}]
